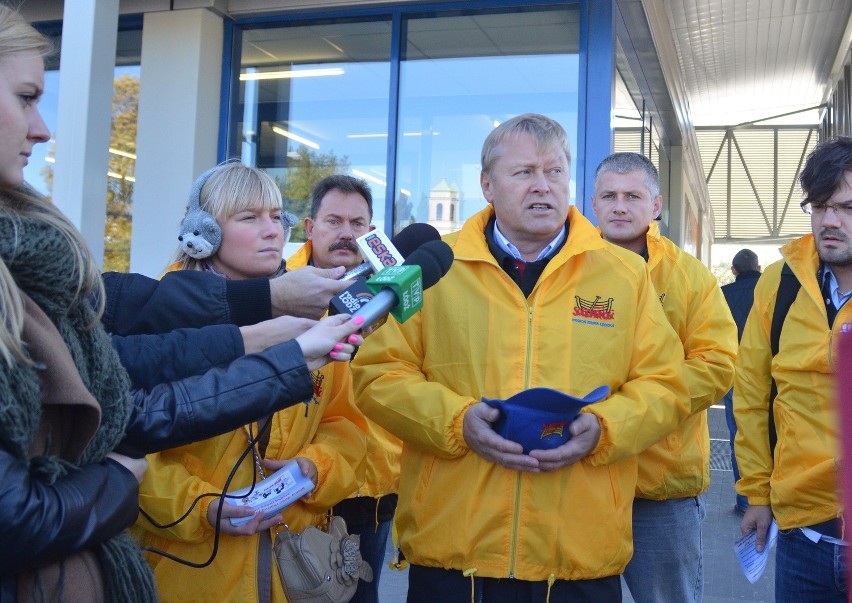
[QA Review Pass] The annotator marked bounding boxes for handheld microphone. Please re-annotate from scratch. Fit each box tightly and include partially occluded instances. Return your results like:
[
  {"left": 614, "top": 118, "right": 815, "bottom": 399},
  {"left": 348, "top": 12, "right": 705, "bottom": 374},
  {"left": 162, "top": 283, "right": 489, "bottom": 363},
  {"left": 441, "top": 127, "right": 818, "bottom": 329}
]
[
  {"left": 352, "top": 239, "right": 454, "bottom": 332},
  {"left": 330, "top": 223, "right": 442, "bottom": 317},
  {"left": 339, "top": 222, "right": 441, "bottom": 280}
]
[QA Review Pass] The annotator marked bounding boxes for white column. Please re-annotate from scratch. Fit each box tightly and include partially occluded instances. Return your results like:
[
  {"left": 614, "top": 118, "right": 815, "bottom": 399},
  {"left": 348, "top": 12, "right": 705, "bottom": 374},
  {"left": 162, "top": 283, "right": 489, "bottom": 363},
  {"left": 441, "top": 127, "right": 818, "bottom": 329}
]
[
  {"left": 52, "top": 0, "right": 119, "bottom": 268},
  {"left": 130, "top": 8, "right": 223, "bottom": 277}
]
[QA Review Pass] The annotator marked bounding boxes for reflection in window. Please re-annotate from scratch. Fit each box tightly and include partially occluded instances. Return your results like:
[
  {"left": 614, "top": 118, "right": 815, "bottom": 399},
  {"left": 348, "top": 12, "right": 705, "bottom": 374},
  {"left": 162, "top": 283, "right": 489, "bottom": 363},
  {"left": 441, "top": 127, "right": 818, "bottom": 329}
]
[
  {"left": 395, "top": 7, "right": 580, "bottom": 235},
  {"left": 613, "top": 41, "right": 671, "bottom": 226},
  {"left": 230, "top": 20, "right": 392, "bottom": 241},
  {"left": 27, "top": 29, "right": 141, "bottom": 271}
]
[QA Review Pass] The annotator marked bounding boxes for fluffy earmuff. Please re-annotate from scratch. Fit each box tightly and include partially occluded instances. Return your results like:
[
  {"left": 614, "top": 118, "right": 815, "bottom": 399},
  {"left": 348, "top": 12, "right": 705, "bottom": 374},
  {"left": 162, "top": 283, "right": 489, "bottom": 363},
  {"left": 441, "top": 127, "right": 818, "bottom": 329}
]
[{"left": 177, "top": 167, "right": 222, "bottom": 260}]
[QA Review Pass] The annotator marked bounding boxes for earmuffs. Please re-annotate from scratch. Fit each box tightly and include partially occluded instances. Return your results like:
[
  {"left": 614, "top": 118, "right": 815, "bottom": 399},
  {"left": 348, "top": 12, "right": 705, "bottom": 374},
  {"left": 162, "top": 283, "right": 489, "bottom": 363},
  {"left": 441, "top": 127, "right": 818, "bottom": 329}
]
[
  {"left": 177, "top": 167, "right": 222, "bottom": 260},
  {"left": 177, "top": 165, "right": 299, "bottom": 260}
]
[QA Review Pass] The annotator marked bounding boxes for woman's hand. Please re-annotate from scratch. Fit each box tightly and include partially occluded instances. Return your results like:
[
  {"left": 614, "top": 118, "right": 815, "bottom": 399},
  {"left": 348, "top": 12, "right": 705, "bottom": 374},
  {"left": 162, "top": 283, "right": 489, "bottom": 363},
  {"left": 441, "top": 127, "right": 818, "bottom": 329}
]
[
  {"left": 240, "top": 316, "right": 317, "bottom": 354},
  {"left": 264, "top": 457, "right": 318, "bottom": 486},
  {"left": 206, "top": 497, "right": 282, "bottom": 536},
  {"left": 106, "top": 452, "right": 148, "bottom": 483},
  {"left": 296, "top": 314, "right": 365, "bottom": 371}
]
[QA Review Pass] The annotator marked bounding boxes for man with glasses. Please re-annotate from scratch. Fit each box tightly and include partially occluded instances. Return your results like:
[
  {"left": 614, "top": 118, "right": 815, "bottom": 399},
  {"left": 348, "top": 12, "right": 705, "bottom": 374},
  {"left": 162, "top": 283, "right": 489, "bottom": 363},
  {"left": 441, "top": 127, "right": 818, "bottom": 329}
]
[{"left": 736, "top": 136, "right": 852, "bottom": 602}]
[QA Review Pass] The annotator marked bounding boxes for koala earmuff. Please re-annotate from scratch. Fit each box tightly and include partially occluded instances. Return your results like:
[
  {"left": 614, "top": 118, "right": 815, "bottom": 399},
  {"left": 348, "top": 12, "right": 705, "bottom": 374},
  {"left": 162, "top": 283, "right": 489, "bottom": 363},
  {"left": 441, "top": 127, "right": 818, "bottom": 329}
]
[{"left": 177, "top": 167, "right": 222, "bottom": 260}]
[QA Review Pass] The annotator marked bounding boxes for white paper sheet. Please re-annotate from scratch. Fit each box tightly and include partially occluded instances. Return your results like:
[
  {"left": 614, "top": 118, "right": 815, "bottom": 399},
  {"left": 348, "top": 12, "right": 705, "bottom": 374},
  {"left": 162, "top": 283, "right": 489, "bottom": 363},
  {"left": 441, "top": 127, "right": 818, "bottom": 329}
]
[{"left": 733, "top": 519, "right": 779, "bottom": 584}]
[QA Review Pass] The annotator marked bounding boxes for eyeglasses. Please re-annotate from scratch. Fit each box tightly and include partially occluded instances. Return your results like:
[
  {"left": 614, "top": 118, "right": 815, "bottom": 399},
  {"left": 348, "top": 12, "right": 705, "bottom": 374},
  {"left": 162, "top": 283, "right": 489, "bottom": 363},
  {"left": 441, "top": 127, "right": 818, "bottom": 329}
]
[{"left": 800, "top": 200, "right": 852, "bottom": 217}]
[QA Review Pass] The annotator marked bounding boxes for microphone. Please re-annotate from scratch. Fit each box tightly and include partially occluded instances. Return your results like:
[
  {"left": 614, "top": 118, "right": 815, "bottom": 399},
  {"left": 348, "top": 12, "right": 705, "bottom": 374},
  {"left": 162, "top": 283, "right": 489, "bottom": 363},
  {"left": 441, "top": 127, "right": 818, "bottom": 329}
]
[
  {"left": 330, "top": 223, "right": 441, "bottom": 317},
  {"left": 352, "top": 239, "right": 454, "bottom": 333},
  {"left": 340, "top": 222, "right": 440, "bottom": 280}
]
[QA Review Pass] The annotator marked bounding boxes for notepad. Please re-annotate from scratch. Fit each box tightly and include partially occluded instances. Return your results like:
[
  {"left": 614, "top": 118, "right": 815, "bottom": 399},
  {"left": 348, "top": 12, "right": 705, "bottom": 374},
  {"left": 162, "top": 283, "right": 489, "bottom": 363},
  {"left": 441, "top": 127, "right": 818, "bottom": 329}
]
[{"left": 227, "top": 460, "right": 315, "bottom": 527}]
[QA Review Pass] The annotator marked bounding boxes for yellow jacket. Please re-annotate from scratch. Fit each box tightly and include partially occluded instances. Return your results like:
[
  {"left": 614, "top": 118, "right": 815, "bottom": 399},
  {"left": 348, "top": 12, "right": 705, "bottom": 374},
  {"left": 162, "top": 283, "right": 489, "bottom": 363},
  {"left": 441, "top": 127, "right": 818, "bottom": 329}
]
[
  {"left": 634, "top": 222, "right": 737, "bottom": 499},
  {"left": 734, "top": 235, "right": 850, "bottom": 530},
  {"left": 352, "top": 206, "right": 689, "bottom": 581},
  {"left": 288, "top": 242, "right": 402, "bottom": 499},
  {"left": 134, "top": 262, "right": 367, "bottom": 603}
]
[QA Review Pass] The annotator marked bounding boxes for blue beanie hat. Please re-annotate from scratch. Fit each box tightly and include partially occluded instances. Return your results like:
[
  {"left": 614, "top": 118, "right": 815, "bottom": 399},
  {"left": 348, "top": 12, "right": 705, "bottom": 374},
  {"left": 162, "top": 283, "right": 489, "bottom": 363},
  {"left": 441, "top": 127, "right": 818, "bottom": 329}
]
[{"left": 483, "top": 385, "right": 610, "bottom": 454}]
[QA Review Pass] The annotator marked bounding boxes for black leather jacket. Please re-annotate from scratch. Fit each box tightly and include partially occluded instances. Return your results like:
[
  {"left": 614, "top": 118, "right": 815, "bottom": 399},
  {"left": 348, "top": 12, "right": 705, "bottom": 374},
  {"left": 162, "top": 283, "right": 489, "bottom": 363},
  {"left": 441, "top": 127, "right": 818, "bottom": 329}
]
[
  {"left": 102, "top": 269, "right": 272, "bottom": 335},
  {"left": 1, "top": 339, "right": 312, "bottom": 585},
  {"left": 2, "top": 271, "right": 311, "bottom": 596}
]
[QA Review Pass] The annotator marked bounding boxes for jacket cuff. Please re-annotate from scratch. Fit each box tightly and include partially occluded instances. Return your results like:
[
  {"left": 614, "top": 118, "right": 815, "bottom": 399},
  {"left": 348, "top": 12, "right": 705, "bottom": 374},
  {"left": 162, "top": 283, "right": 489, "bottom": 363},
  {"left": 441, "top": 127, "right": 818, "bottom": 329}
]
[
  {"left": 226, "top": 278, "right": 272, "bottom": 326},
  {"left": 452, "top": 400, "right": 478, "bottom": 452},
  {"left": 579, "top": 408, "right": 610, "bottom": 466}
]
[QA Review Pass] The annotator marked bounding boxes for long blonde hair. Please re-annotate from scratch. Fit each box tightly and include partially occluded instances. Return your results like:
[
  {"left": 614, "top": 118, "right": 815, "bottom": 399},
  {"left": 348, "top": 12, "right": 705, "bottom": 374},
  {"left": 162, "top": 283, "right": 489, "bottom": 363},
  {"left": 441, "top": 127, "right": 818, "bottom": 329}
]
[
  {"left": 172, "top": 162, "right": 290, "bottom": 271},
  {"left": 0, "top": 7, "right": 102, "bottom": 368}
]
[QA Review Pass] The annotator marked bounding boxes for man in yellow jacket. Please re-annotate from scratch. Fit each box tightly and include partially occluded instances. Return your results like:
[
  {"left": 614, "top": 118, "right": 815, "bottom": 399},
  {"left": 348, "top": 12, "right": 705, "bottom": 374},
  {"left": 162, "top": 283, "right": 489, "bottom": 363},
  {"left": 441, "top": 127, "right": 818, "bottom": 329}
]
[
  {"left": 289, "top": 174, "right": 403, "bottom": 603},
  {"left": 591, "top": 152, "right": 738, "bottom": 602},
  {"left": 351, "top": 113, "right": 690, "bottom": 602},
  {"left": 736, "top": 136, "right": 852, "bottom": 602}
]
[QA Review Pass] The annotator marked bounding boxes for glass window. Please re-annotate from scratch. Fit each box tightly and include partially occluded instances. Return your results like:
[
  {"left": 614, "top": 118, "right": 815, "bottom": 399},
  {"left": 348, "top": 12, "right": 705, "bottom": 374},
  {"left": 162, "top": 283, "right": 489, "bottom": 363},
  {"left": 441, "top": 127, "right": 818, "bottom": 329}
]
[
  {"left": 28, "top": 28, "right": 141, "bottom": 271},
  {"left": 230, "top": 7, "right": 580, "bottom": 240},
  {"left": 613, "top": 41, "right": 671, "bottom": 227},
  {"left": 394, "top": 7, "right": 580, "bottom": 235},
  {"left": 230, "top": 20, "right": 392, "bottom": 241}
]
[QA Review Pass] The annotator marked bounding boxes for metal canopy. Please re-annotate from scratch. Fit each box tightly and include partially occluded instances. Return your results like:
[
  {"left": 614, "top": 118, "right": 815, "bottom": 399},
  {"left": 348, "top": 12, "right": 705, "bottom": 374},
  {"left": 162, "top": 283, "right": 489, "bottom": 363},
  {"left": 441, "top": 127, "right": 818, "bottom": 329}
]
[
  {"left": 664, "top": 0, "right": 852, "bottom": 127},
  {"left": 653, "top": 0, "right": 851, "bottom": 243}
]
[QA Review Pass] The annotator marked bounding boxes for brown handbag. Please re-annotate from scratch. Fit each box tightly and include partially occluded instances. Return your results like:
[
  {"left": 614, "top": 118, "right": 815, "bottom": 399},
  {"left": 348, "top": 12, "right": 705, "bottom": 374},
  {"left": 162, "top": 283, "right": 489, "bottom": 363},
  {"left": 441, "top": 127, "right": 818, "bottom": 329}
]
[{"left": 273, "top": 515, "right": 373, "bottom": 603}]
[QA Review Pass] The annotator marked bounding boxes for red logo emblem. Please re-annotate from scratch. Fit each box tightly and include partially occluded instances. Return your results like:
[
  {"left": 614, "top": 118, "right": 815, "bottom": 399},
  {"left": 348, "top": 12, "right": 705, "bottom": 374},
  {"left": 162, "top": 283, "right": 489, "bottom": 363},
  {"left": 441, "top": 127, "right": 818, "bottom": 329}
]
[
  {"left": 541, "top": 422, "right": 566, "bottom": 440},
  {"left": 572, "top": 295, "right": 615, "bottom": 320}
]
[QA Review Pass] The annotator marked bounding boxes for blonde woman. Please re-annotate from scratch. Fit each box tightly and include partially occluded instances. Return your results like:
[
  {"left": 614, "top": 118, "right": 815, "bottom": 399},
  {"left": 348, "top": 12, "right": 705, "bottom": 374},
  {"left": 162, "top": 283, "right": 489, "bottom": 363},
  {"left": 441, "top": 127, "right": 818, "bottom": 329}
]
[
  {"left": 0, "top": 8, "right": 362, "bottom": 601},
  {"left": 135, "top": 162, "right": 367, "bottom": 602}
]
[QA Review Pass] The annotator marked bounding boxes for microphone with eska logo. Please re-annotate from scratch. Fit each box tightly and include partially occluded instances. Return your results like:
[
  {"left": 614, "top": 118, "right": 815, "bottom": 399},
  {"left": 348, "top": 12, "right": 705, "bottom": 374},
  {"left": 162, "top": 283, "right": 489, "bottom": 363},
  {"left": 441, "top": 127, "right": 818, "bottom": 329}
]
[
  {"left": 339, "top": 222, "right": 441, "bottom": 281},
  {"left": 350, "top": 239, "right": 454, "bottom": 336},
  {"left": 330, "top": 223, "right": 441, "bottom": 317}
]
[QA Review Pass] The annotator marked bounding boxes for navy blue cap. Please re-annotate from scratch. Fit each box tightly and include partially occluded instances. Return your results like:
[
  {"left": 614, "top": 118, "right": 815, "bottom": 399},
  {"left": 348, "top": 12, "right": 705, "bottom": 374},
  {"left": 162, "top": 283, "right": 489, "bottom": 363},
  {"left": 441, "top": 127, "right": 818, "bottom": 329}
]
[{"left": 483, "top": 385, "right": 610, "bottom": 454}]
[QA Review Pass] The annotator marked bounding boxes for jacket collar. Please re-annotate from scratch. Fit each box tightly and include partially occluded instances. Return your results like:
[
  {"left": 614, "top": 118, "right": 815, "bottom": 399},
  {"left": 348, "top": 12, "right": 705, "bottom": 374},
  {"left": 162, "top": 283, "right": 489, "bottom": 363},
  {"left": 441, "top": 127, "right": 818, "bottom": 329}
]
[
  {"left": 593, "top": 219, "right": 658, "bottom": 265},
  {"left": 735, "top": 270, "right": 762, "bottom": 281},
  {"left": 644, "top": 221, "right": 664, "bottom": 270},
  {"left": 452, "top": 205, "right": 606, "bottom": 268},
  {"left": 287, "top": 240, "right": 314, "bottom": 270},
  {"left": 781, "top": 234, "right": 822, "bottom": 304}
]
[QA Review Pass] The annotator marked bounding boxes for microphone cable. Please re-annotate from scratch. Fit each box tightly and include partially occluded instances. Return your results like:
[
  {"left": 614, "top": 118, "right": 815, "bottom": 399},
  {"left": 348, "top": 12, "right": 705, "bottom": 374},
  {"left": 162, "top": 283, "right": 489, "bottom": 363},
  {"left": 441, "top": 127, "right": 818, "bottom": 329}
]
[{"left": 138, "top": 417, "right": 271, "bottom": 568}]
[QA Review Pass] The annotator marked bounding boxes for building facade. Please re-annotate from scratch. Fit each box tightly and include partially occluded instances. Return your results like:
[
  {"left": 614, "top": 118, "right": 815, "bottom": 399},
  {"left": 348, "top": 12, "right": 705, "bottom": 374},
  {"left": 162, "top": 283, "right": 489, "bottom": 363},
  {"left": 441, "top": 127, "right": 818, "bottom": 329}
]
[{"left": 25, "top": 0, "right": 713, "bottom": 276}]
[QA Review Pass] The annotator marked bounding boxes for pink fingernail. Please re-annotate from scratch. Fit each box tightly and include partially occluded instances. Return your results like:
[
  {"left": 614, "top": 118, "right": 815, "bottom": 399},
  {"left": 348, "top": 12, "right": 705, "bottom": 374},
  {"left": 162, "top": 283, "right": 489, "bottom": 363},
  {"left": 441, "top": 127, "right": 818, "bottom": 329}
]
[
  {"left": 348, "top": 335, "right": 359, "bottom": 344},
  {"left": 329, "top": 351, "right": 338, "bottom": 359},
  {"left": 334, "top": 343, "right": 343, "bottom": 352},
  {"left": 353, "top": 316, "right": 365, "bottom": 326}
]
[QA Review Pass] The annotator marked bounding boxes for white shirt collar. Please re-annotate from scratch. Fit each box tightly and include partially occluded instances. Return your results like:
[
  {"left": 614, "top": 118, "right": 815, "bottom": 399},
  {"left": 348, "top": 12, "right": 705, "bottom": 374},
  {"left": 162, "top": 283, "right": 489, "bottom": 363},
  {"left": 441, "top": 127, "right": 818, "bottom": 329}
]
[
  {"left": 492, "top": 222, "right": 566, "bottom": 262},
  {"left": 822, "top": 266, "right": 852, "bottom": 310}
]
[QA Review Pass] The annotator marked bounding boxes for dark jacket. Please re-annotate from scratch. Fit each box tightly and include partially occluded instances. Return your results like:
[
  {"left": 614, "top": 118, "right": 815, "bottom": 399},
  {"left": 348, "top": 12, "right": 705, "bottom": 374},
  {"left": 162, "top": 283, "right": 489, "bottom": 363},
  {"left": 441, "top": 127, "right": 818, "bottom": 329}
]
[
  {"left": 102, "top": 270, "right": 272, "bottom": 335},
  {"left": 102, "top": 270, "right": 271, "bottom": 390},
  {"left": 722, "top": 270, "right": 761, "bottom": 341},
  {"left": 100, "top": 267, "right": 316, "bottom": 457},
  {"left": 1, "top": 339, "right": 312, "bottom": 581},
  {"left": 103, "top": 270, "right": 265, "bottom": 391},
  {"left": 112, "top": 326, "right": 243, "bottom": 391},
  {"left": 2, "top": 272, "right": 309, "bottom": 598}
]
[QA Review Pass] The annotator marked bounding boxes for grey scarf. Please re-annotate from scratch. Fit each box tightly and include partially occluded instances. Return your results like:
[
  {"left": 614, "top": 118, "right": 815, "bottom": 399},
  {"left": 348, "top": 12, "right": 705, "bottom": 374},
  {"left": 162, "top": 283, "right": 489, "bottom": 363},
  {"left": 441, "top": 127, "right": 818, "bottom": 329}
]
[{"left": 0, "top": 205, "right": 157, "bottom": 602}]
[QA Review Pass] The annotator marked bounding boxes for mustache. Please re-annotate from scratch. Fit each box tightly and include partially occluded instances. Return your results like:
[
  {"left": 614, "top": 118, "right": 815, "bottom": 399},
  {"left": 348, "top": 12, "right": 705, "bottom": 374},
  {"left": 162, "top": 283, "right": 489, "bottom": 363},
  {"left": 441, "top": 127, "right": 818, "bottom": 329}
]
[
  {"left": 328, "top": 240, "right": 359, "bottom": 253},
  {"left": 820, "top": 228, "right": 849, "bottom": 241}
]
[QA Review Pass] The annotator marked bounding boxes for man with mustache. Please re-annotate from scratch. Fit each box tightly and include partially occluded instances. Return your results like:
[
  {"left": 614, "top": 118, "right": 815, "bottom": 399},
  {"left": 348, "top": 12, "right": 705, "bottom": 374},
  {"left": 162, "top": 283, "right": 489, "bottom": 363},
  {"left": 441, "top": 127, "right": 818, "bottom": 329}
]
[
  {"left": 299, "top": 175, "right": 375, "bottom": 270},
  {"left": 736, "top": 136, "right": 852, "bottom": 602},
  {"left": 288, "top": 174, "right": 401, "bottom": 603}
]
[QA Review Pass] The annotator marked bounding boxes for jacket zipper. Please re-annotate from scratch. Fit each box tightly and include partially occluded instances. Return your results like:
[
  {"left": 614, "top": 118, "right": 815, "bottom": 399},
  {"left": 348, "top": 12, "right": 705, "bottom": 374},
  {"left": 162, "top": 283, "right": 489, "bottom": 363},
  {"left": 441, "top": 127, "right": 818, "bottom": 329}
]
[{"left": 509, "top": 304, "right": 535, "bottom": 578}]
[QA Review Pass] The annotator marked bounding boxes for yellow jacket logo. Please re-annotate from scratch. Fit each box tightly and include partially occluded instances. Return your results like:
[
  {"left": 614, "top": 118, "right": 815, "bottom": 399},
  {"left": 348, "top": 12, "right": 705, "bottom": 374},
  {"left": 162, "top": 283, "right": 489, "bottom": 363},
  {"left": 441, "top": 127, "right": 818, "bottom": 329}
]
[
  {"left": 311, "top": 371, "right": 325, "bottom": 401},
  {"left": 572, "top": 295, "right": 615, "bottom": 320},
  {"left": 540, "top": 422, "right": 566, "bottom": 440}
]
